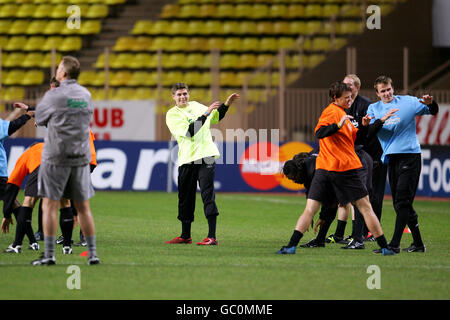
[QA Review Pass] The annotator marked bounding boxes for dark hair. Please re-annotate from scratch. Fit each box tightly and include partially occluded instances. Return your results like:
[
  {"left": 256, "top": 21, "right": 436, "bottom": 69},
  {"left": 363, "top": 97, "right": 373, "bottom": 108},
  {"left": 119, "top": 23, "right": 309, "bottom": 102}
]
[
  {"left": 50, "top": 76, "right": 60, "bottom": 87},
  {"left": 61, "top": 55, "right": 80, "bottom": 80},
  {"left": 329, "top": 81, "right": 351, "bottom": 102},
  {"left": 171, "top": 82, "right": 189, "bottom": 94},
  {"left": 374, "top": 76, "right": 393, "bottom": 91},
  {"left": 282, "top": 152, "right": 310, "bottom": 184}
]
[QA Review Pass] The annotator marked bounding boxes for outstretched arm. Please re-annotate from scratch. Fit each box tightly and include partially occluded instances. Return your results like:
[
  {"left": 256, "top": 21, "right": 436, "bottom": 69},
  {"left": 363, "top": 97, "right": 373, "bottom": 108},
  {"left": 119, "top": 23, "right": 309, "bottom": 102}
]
[{"left": 218, "top": 93, "right": 240, "bottom": 121}]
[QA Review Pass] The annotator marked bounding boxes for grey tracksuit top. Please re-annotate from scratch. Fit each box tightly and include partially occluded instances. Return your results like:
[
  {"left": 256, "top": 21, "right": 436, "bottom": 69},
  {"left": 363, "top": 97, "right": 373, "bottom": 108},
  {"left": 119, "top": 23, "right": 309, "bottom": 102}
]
[{"left": 35, "top": 79, "right": 93, "bottom": 166}]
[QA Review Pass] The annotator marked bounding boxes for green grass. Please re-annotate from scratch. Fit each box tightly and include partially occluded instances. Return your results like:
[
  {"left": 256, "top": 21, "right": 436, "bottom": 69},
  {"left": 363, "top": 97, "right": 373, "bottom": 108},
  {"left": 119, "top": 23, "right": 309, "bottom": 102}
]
[{"left": 0, "top": 191, "right": 449, "bottom": 300}]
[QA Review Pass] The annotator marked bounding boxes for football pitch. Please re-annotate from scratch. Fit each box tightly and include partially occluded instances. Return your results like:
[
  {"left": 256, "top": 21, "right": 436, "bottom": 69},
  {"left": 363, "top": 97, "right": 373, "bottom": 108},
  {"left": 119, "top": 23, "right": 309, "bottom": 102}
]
[{"left": 0, "top": 191, "right": 449, "bottom": 300}]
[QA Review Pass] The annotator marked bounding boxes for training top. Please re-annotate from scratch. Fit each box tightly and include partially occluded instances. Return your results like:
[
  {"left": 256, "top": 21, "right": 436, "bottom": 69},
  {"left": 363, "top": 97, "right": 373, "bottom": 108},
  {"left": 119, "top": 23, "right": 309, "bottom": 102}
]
[
  {"left": 314, "top": 103, "right": 362, "bottom": 172},
  {"left": 8, "top": 142, "right": 44, "bottom": 187},
  {"left": 0, "top": 119, "right": 10, "bottom": 177},
  {"left": 367, "top": 95, "right": 432, "bottom": 163},
  {"left": 166, "top": 101, "right": 220, "bottom": 166},
  {"left": 35, "top": 79, "right": 93, "bottom": 166}
]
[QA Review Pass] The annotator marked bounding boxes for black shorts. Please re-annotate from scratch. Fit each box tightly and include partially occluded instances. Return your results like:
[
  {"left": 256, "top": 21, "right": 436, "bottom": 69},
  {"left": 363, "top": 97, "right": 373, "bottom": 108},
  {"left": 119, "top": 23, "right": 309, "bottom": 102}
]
[
  {"left": 24, "top": 167, "right": 39, "bottom": 198},
  {"left": 308, "top": 169, "right": 368, "bottom": 205}
]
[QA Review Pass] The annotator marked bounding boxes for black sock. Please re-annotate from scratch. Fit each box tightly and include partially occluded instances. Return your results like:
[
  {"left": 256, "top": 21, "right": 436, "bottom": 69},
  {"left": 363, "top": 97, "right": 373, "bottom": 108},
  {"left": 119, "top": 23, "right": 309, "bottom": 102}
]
[
  {"left": 12, "top": 208, "right": 26, "bottom": 247},
  {"left": 335, "top": 220, "right": 347, "bottom": 238},
  {"left": 59, "top": 207, "right": 74, "bottom": 247},
  {"left": 316, "top": 219, "right": 333, "bottom": 243},
  {"left": 408, "top": 217, "right": 424, "bottom": 247},
  {"left": 181, "top": 222, "right": 191, "bottom": 239},
  {"left": 22, "top": 207, "right": 36, "bottom": 244},
  {"left": 207, "top": 216, "right": 217, "bottom": 239},
  {"left": 376, "top": 234, "right": 388, "bottom": 249},
  {"left": 287, "top": 230, "right": 303, "bottom": 247}
]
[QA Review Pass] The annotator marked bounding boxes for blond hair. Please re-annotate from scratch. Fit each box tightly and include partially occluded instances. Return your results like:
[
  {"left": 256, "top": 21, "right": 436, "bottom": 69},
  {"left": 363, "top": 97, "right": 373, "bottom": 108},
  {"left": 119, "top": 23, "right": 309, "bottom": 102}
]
[{"left": 344, "top": 74, "right": 361, "bottom": 88}]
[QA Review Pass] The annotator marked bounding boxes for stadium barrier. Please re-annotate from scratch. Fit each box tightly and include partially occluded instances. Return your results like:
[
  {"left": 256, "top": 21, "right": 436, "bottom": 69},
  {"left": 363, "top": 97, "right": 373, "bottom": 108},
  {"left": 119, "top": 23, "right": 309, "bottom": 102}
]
[{"left": 4, "top": 138, "right": 449, "bottom": 198}]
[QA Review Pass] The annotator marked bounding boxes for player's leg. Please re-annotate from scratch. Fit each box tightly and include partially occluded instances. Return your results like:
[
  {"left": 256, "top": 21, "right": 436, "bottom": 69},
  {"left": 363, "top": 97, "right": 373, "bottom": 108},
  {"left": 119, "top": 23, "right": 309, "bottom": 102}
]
[
  {"left": 197, "top": 157, "right": 219, "bottom": 245},
  {"left": 59, "top": 198, "right": 74, "bottom": 253},
  {"left": 326, "top": 205, "right": 350, "bottom": 244}
]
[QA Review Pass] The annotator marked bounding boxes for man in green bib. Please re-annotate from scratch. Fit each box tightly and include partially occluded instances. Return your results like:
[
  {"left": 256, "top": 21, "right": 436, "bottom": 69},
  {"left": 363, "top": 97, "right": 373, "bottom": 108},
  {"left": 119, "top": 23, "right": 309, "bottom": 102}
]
[{"left": 165, "top": 83, "right": 239, "bottom": 245}]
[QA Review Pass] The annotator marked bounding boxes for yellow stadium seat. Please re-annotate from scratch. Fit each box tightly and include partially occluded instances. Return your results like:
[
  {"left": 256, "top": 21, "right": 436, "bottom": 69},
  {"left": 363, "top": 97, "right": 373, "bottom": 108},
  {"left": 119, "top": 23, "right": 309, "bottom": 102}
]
[
  {"left": 222, "top": 21, "right": 240, "bottom": 35},
  {"left": 220, "top": 72, "right": 236, "bottom": 87},
  {"left": 144, "top": 72, "right": 158, "bottom": 86},
  {"left": 160, "top": 4, "right": 179, "bottom": 19},
  {"left": 239, "top": 21, "right": 257, "bottom": 35},
  {"left": 104, "top": 0, "right": 126, "bottom": 5},
  {"left": 187, "top": 37, "right": 207, "bottom": 52},
  {"left": 306, "top": 21, "right": 322, "bottom": 35},
  {"left": 239, "top": 54, "right": 257, "bottom": 69},
  {"left": 9, "top": 20, "right": 30, "bottom": 35},
  {"left": 42, "top": 52, "right": 62, "bottom": 68},
  {"left": 5, "top": 36, "right": 27, "bottom": 51},
  {"left": 134, "top": 87, "right": 154, "bottom": 100},
  {"left": 256, "top": 21, "right": 273, "bottom": 35},
  {"left": 0, "top": 20, "right": 11, "bottom": 34},
  {"left": 17, "top": 4, "right": 36, "bottom": 18},
  {"left": 113, "top": 88, "right": 135, "bottom": 100},
  {"left": 110, "top": 71, "right": 131, "bottom": 86},
  {"left": 321, "top": 21, "right": 336, "bottom": 35},
  {"left": 44, "top": 20, "right": 66, "bottom": 35},
  {"left": 305, "top": 4, "right": 323, "bottom": 18},
  {"left": 252, "top": 4, "right": 269, "bottom": 19},
  {"left": 215, "top": 4, "right": 234, "bottom": 18},
  {"left": 203, "top": 20, "right": 222, "bottom": 35},
  {"left": 22, "top": 70, "right": 44, "bottom": 86},
  {"left": 199, "top": 4, "right": 215, "bottom": 18},
  {"left": 178, "top": 4, "right": 199, "bottom": 18},
  {"left": 337, "top": 21, "right": 363, "bottom": 34},
  {"left": 22, "top": 52, "right": 43, "bottom": 67},
  {"left": 185, "top": 20, "right": 205, "bottom": 35},
  {"left": 278, "top": 37, "right": 295, "bottom": 49},
  {"left": 162, "top": 71, "right": 183, "bottom": 86},
  {"left": 144, "top": 54, "right": 158, "bottom": 68},
  {"left": 33, "top": 4, "right": 53, "bottom": 18},
  {"left": 289, "top": 21, "right": 307, "bottom": 35},
  {"left": 223, "top": 38, "right": 241, "bottom": 52},
  {"left": 340, "top": 5, "right": 363, "bottom": 18},
  {"left": 259, "top": 38, "right": 277, "bottom": 52},
  {"left": 24, "top": 36, "right": 45, "bottom": 51},
  {"left": 60, "top": 36, "right": 82, "bottom": 52},
  {"left": 26, "top": 20, "right": 48, "bottom": 35},
  {"left": 149, "top": 37, "right": 170, "bottom": 51},
  {"left": 256, "top": 53, "right": 271, "bottom": 68},
  {"left": 269, "top": 4, "right": 287, "bottom": 18},
  {"left": 168, "top": 20, "right": 189, "bottom": 35},
  {"left": 323, "top": 4, "right": 340, "bottom": 18},
  {"left": 80, "top": 20, "right": 102, "bottom": 35},
  {"left": 86, "top": 4, "right": 108, "bottom": 18},
  {"left": 4, "top": 53, "right": 26, "bottom": 67},
  {"left": 273, "top": 21, "right": 289, "bottom": 35},
  {"left": 184, "top": 71, "right": 203, "bottom": 86},
  {"left": 110, "top": 53, "right": 133, "bottom": 68},
  {"left": 131, "top": 20, "right": 152, "bottom": 35},
  {"left": 207, "top": 38, "right": 224, "bottom": 51},
  {"left": 113, "top": 37, "right": 135, "bottom": 51},
  {"left": 287, "top": 4, "right": 305, "bottom": 18},
  {"left": 241, "top": 37, "right": 259, "bottom": 52},
  {"left": 93, "top": 53, "right": 115, "bottom": 68},
  {"left": 307, "top": 54, "right": 325, "bottom": 69},
  {"left": 185, "top": 53, "right": 204, "bottom": 68},
  {"left": 42, "top": 36, "right": 63, "bottom": 51},
  {"left": 78, "top": 71, "right": 98, "bottom": 86},
  {"left": 0, "top": 4, "right": 18, "bottom": 18},
  {"left": 0, "top": 71, "right": 8, "bottom": 86},
  {"left": 0, "top": 52, "right": 7, "bottom": 65},
  {"left": 311, "top": 37, "right": 331, "bottom": 51},
  {"left": 128, "top": 53, "right": 152, "bottom": 69},
  {"left": 235, "top": 4, "right": 252, "bottom": 19},
  {"left": 148, "top": 20, "right": 170, "bottom": 35},
  {"left": 220, "top": 54, "right": 239, "bottom": 69},
  {"left": 4, "top": 87, "right": 25, "bottom": 102},
  {"left": 50, "top": 4, "right": 69, "bottom": 18},
  {"left": 128, "top": 72, "right": 152, "bottom": 86},
  {"left": 380, "top": 4, "right": 394, "bottom": 15},
  {"left": 91, "top": 71, "right": 107, "bottom": 86},
  {"left": 131, "top": 36, "right": 152, "bottom": 51},
  {"left": 332, "top": 38, "right": 347, "bottom": 50},
  {"left": 164, "top": 53, "right": 186, "bottom": 68}
]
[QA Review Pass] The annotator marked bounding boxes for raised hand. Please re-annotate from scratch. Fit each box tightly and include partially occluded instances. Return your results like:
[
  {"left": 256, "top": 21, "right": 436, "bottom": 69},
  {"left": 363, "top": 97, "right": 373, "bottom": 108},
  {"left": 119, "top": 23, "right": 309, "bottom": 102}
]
[
  {"left": 381, "top": 108, "right": 399, "bottom": 123},
  {"left": 419, "top": 95, "right": 433, "bottom": 105},
  {"left": 225, "top": 93, "right": 240, "bottom": 106}
]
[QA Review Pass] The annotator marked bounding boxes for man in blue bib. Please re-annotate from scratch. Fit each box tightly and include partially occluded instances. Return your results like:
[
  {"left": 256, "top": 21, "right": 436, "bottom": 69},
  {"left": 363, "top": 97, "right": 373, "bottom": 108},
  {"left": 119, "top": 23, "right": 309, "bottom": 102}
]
[{"left": 367, "top": 76, "right": 439, "bottom": 253}]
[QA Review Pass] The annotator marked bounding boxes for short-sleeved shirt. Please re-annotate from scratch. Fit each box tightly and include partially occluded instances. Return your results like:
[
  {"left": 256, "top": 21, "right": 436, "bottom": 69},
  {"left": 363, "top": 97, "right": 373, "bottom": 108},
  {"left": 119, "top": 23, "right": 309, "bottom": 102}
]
[
  {"left": 166, "top": 101, "right": 220, "bottom": 166},
  {"left": 0, "top": 119, "right": 10, "bottom": 177},
  {"left": 314, "top": 103, "right": 362, "bottom": 172},
  {"left": 367, "top": 95, "right": 431, "bottom": 163}
]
